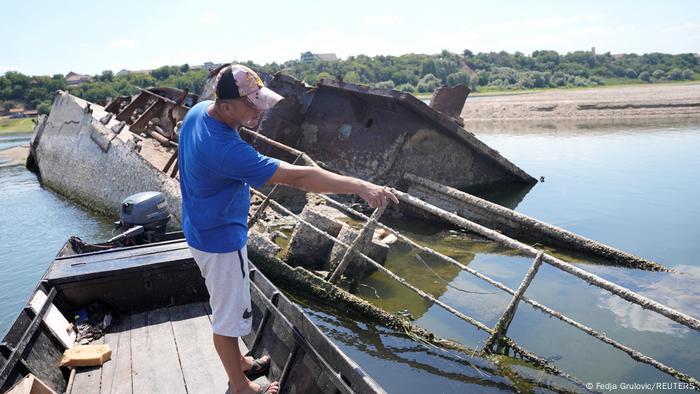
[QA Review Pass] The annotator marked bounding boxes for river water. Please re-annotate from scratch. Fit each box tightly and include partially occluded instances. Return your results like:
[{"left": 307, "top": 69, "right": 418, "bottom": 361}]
[{"left": 1, "top": 118, "right": 699, "bottom": 392}]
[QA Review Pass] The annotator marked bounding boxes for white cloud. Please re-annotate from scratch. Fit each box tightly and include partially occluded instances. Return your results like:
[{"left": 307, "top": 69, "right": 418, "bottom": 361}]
[
  {"left": 79, "top": 43, "right": 89, "bottom": 48},
  {"left": 599, "top": 265, "right": 700, "bottom": 337},
  {"left": 195, "top": 11, "right": 220, "bottom": 24},
  {"left": 361, "top": 15, "right": 404, "bottom": 25},
  {"left": 106, "top": 39, "right": 138, "bottom": 49},
  {"left": 662, "top": 21, "right": 700, "bottom": 33}
]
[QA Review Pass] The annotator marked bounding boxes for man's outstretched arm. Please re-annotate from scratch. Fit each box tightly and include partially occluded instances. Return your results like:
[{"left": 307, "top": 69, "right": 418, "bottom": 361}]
[{"left": 267, "top": 162, "right": 398, "bottom": 208}]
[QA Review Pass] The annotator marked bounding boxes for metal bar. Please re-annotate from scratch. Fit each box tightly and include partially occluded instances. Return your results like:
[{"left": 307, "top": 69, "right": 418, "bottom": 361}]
[
  {"left": 246, "top": 294, "right": 277, "bottom": 358},
  {"left": 485, "top": 253, "right": 544, "bottom": 353},
  {"left": 520, "top": 294, "right": 700, "bottom": 387},
  {"left": 315, "top": 194, "right": 700, "bottom": 387},
  {"left": 238, "top": 127, "right": 319, "bottom": 168},
  {"left": 249, "top": 280, "right": 353, "bottom": 394},
  {"left": 405, "top": 173, "right": 667, "bottom": 272},
  {"left": 393, "top": 189, "right": 700, "bottom": 333},
  {"left": 327, "top": 206, "right": 386, "bottom": 283},
  {"left": 115, "top": 92, "right": 150, "bottom": 122},
  {"left": 239, "top": 128, "right": 700, "bottom": 385},
  {"left": 247, "top": 153, "right": 304, "bottom": 230},
  {"left": 0, "top": 287, "right": 57, "bottom": 384},
  {"left": 163, "top": 150, "right": 178, "bottom": 174},
  {"left": 250, "top": 188, "right": 493, "bottom": 334},
  {"left": 136, "top": 88, "right": 178, "bottom": 105},
  {"left": 278, "top": 342, "right": 303, "bottom": 391},
  {"left": 147, "top": 129, "right": 174, "bottom": 146},
  {"left": 169, "top": 158, "right": 179, "bottom": 178},
  {"left": 130, "top": 100, "right": 166, "bottom": 133}
]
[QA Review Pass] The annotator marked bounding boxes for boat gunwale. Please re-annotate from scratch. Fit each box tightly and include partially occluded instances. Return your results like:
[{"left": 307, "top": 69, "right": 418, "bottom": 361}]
[{"left": 1, "top": 234, "right": 385, "bottom": 394}]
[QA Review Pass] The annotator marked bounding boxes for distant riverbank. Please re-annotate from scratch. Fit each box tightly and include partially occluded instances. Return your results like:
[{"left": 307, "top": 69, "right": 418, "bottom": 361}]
[
  {"left": 0, "top": 118, "right": 34, "bottom": 134},
  {"left": 460, "top": 82, "right": 700, "bottom": 130}
]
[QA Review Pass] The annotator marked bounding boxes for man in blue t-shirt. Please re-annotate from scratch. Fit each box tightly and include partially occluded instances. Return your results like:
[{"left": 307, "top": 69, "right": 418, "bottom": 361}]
[{"left": 179, "top": 64, "right": 397, "bottom": 394}]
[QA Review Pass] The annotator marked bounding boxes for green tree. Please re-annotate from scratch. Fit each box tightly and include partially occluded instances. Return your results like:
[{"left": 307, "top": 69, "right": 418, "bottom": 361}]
[
  {"left": 99, "top": 70, "right": 114, "bottom": 82},
  {"left": 37, "top": 101, "right": 51, "bottom": 115},
  {"left": 343, "top": 71, "right": 361, "bottom": 83},
  {"left": 638, "top": 71, "right": 651, "bottom": 82}
]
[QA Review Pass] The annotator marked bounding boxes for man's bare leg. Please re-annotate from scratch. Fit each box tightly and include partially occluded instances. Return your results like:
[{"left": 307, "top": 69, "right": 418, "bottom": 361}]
[{"left": 213, "top": 333, "right": 279, "bottom": 394}]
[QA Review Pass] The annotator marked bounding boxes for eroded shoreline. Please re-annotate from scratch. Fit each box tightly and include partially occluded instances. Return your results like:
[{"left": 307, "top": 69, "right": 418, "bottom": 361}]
[{"left": 461, "top": 83, "right": 700, "bottom": 131}]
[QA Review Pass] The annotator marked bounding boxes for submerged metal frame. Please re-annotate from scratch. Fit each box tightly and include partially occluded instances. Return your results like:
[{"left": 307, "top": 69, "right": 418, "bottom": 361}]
[{"left": 239, "top": 126, "right": 700, "bottom": 389}]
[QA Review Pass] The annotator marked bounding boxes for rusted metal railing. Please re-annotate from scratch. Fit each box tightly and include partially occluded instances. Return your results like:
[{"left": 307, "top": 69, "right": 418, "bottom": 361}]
[{"left": 235, "top": 126, "right": 700, "bottom": 389}]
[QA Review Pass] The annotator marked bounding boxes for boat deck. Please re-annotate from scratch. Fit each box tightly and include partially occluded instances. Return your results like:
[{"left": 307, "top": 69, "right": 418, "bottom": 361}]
[{"left": 71, "top": 302, "right": 265, "bottom": 394}]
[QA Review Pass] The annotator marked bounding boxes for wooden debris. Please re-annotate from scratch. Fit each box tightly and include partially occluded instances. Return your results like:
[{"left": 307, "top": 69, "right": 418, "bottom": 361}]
[{"left": 59, "top": 344, "right": 112, "bottom": 367}]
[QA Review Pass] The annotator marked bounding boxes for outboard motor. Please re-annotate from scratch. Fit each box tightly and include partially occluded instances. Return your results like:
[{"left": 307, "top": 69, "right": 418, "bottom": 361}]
[{"left": 109, "top": 192, "right": 170, "bottom": 244}]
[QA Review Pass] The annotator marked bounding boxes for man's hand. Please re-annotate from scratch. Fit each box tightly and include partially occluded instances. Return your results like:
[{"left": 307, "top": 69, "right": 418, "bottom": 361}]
[
  {"left": 357, "top": 183, "right": 399, "bottom": 208},
  {"left": 268, "top": 162, "right": 399, "bottom": 208}
]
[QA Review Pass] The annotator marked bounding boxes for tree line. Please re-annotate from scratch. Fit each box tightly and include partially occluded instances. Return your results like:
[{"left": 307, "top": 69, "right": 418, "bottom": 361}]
[{"left": 1, "top": 50, "right": 698, "bottom": 115}]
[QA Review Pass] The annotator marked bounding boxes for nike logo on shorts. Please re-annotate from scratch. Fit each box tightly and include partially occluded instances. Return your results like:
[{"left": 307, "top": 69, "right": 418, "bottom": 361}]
[{"left": 242, "top": 308, "right": 252, "bottom": 319}]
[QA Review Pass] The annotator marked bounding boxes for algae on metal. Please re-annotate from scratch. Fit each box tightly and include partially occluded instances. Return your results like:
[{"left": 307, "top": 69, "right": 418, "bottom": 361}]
[{"left": 248, "top": 246, "right": 582, "bottom": 392}]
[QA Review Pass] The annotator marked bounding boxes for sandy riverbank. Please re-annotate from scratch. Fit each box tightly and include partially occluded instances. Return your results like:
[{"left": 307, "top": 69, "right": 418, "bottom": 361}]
[
  {"left": 461, "top": 83, "right": 700, "bottom": 131},
  {"left": 0, "top": 144, "right": 29, "bottom": 167}
]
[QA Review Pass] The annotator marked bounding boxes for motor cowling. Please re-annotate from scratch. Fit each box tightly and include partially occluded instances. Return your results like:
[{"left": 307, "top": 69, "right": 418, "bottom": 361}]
[{"left": 114, "top": 191, "right": 170, "bottom": 243}]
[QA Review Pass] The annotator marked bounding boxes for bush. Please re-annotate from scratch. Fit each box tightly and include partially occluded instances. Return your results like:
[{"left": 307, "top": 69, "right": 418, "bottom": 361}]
[
  {"left": 551, "top": 71, "right": 568, "bottom": 87},
  {"left": 638, "top": 71, "right": 651, "bottom": 82},
  {"left": 446, "top": 70, "right": 470, "bottom": 87},
  {"left": 416, "top": 73, "right": 441, "bottom": 92},
  {"left": 625, "top": 68, "right": 637, "bottom": 78},
  {"left": 666, "top": 68, "right": 683, "bottom": 80},
  {"left": 374, "top": 80, "right": 395, "bottom": 89},
  {"left": 396, "top": 83, "right": 415, "bottom": 93},
  {"left": 681, "top": 69, "right": 694, "bottom": 80},
  {"left": 652, "top": 69, "right": 665, "bottom": 80},
  {"left": 573, "top": 76, "right": 589, "bottom": 87}
]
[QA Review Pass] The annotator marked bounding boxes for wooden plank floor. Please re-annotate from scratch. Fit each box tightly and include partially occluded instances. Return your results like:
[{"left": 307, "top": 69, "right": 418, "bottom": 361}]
[{"left": 71, "top": 303, "right": 232, "bottom": 394}]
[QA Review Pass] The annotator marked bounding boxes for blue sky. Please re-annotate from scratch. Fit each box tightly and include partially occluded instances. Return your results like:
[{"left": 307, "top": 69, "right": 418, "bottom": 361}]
[{"left": 1, "top": 0, "right": 698, "bottom": 75}]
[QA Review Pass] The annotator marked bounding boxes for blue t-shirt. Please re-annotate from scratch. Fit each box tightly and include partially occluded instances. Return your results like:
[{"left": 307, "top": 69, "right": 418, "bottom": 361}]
[{"left": 178, "top": 101, "right": 280, "bottom": 253}]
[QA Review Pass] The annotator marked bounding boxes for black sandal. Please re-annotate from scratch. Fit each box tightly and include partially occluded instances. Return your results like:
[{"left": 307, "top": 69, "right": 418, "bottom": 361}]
[{"left": 244, "top": 355, "right": 270, "bottom": 378}]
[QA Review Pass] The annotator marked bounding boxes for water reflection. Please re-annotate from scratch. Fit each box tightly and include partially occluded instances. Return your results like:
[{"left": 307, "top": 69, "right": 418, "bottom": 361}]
[
  {"left": 596, "top": 265, "right": 700, "bottom": 336},
  {"left": 294, "top": 296, "right": 584, "bottom": 393},
  {"left": 0, "top": 165, "right": 113, "bottom": 336},
  {"left": 348, "top": 119, "right": 700, "bottom": 388}
]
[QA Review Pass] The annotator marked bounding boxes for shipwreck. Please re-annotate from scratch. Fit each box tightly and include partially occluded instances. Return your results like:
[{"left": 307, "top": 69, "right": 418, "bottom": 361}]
[{"left": 18, "top": 68, "right": 700, "bottom": 390}]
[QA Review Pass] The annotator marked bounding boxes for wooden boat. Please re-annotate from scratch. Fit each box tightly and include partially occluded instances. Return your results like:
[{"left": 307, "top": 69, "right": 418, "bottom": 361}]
[{"left": 0, "top": 232, "right": 385, "bottom": 393}]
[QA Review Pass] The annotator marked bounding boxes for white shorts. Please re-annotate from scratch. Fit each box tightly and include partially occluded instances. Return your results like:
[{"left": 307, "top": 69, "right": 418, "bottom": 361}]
[{"left": 189, "top": 245, "right": 252, "bottom": 337}]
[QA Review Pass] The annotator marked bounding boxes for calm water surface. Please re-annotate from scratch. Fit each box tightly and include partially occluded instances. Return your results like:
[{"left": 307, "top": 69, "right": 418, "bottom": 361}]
[
  {"left": 352, "top": 118, "right": 700, "bottom": 392},
  {"left": 0, "top": 132, "right": 114, "bottom": 336},
  {"left": 2, "top": 118, "right": 699, "bottom": 392}
]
